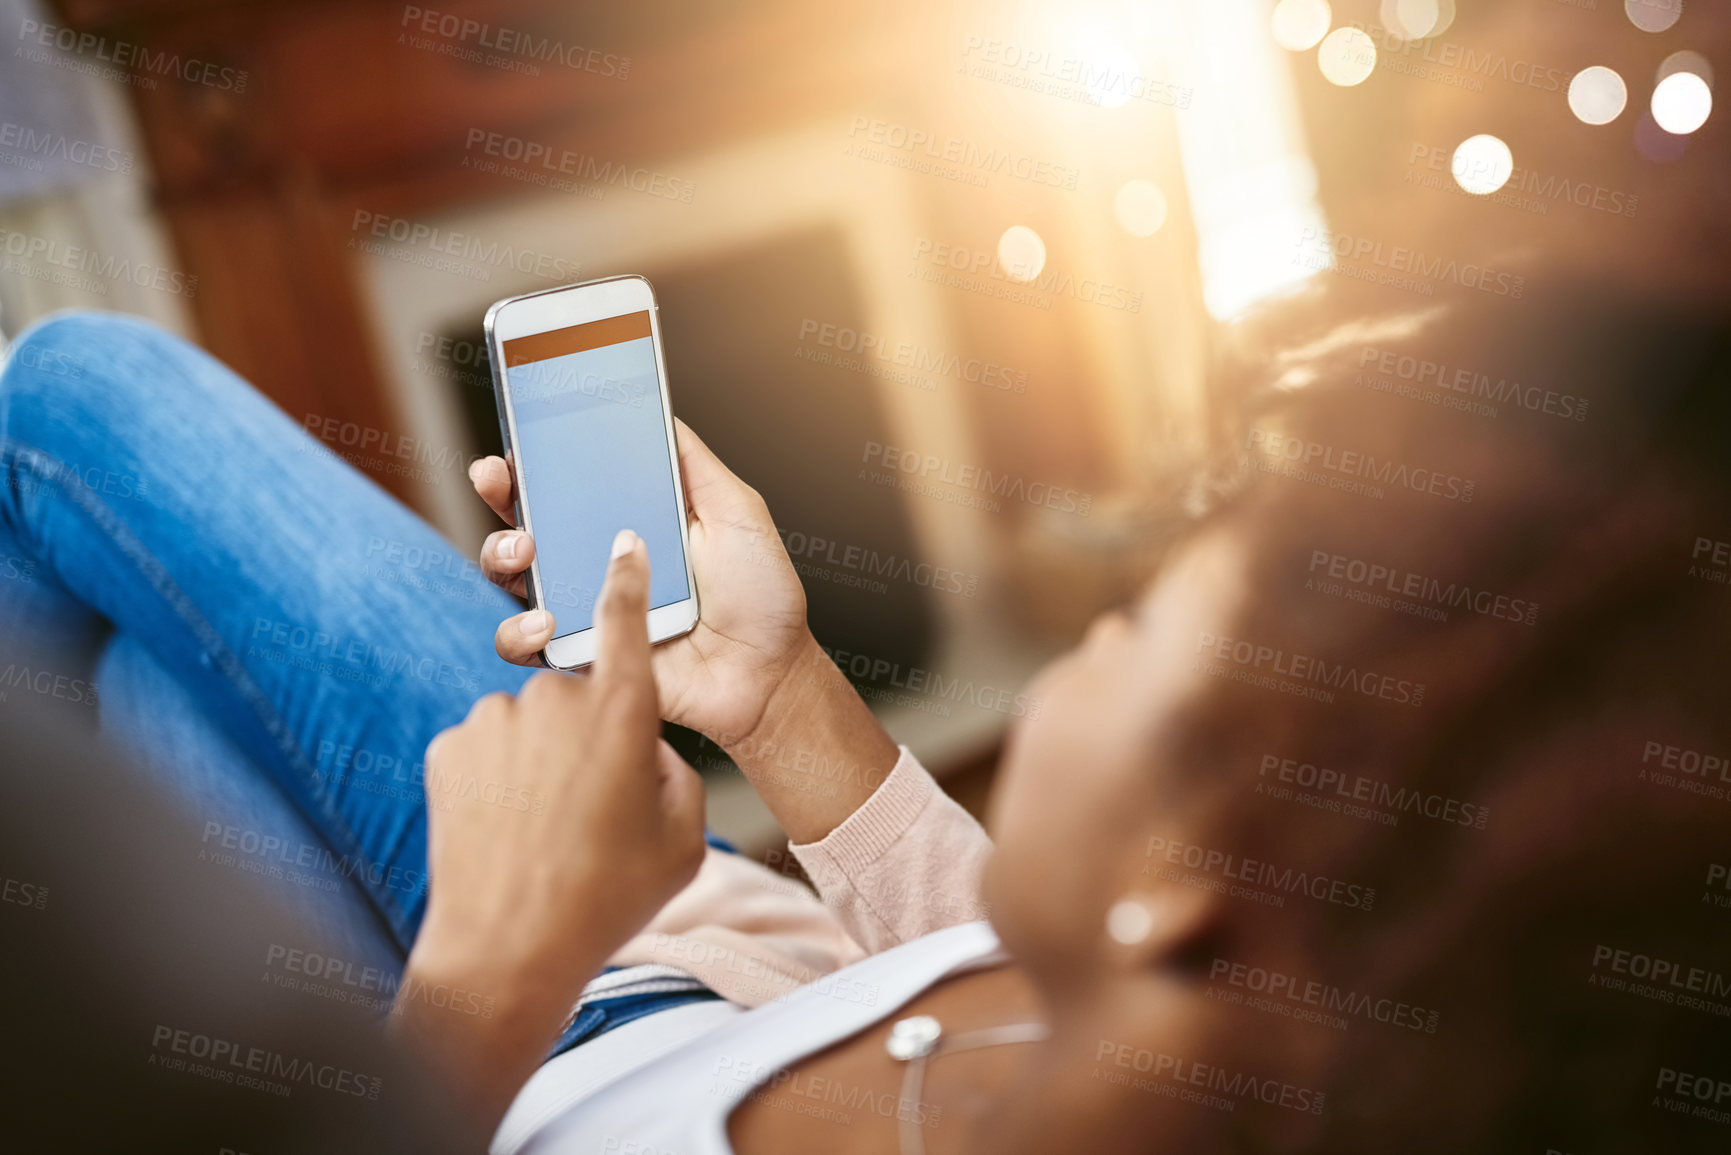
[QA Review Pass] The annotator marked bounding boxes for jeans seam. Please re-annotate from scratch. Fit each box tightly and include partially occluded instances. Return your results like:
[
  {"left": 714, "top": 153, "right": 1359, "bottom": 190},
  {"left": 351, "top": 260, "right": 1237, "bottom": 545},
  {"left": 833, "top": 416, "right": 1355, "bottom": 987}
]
[{"left": 0, "top": 437, "right": 415, "bottom": 941}]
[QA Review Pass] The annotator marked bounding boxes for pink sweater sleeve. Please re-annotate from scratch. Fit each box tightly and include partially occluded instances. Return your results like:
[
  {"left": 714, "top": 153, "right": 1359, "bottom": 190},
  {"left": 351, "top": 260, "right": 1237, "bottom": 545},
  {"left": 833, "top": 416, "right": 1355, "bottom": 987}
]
[{"left": 787, "top": 746, "right": 994, "bottom": 955}]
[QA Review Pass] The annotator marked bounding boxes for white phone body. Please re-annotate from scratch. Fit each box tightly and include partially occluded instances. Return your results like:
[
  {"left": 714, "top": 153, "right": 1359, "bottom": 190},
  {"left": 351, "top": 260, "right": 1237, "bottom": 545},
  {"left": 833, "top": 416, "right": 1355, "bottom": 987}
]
[{"left": 483, "top": 275, "right": 698, "bottom": 670}]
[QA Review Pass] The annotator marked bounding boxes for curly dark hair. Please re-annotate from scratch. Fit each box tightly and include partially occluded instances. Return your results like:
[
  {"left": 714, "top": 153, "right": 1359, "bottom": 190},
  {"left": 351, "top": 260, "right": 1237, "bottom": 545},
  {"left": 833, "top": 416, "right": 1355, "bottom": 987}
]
[{"left": 1150, "top": 272, "right": 1731, "bottom": 1153}]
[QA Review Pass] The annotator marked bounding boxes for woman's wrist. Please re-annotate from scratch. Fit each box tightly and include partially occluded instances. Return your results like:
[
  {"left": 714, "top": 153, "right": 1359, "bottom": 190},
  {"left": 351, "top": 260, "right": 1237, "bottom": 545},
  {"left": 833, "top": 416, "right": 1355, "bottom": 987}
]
[
  {"left": 723, "top": 630, "right": 822, "bottom": 747},
  {"left": 402, "top": 915, "right": 580, "bottom": 1017},
  {"left": 721, "top": 632, "right": 902, "bottom": 844},
  {"left": 390, "top": 935, "right": 583, "bottom": 1128}
]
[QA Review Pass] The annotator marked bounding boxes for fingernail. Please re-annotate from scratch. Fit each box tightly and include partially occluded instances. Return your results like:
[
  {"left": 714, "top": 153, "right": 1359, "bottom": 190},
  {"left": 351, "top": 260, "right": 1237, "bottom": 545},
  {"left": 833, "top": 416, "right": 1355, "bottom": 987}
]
[
  {"left": 610, "top": 529, "right": 640, "bottom": 559},
  {"left": 497, "top": 533, "right": 518, "bottom": 561},
  {"left": 519, "top": 610, "right": 552, "bottom": 637}
]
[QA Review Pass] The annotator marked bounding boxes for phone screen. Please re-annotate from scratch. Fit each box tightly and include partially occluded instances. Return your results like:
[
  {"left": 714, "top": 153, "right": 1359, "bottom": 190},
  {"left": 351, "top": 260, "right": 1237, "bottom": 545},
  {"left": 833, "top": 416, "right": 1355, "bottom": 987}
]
[{"left": 502, "top": 309, "right": 689, "bottom": 637}]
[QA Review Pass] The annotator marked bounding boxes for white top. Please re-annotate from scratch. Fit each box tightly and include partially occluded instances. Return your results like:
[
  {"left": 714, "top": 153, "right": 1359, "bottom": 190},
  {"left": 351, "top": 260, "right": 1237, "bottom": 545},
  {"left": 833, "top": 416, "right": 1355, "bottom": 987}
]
[
  {"left": 495, "top": 747, "right": 1002, "bottom": 1154},
  {"left": 507, "top": 921, "right": 1004, "bottom": 1155},
  {"left": 494, "top": 1000, "right": 747, "bottom": 1154}
]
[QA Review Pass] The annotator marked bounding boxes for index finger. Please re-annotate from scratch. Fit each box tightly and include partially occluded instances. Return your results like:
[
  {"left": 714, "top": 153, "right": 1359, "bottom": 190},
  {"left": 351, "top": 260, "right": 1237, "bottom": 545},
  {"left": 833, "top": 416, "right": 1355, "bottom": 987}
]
[{"left": 592, "top": 529, "right": 653, "bottom": 692}]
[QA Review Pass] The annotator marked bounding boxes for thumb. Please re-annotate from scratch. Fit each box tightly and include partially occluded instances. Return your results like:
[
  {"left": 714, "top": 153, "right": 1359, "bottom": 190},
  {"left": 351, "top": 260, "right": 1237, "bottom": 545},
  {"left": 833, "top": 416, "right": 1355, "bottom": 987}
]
[{"left": 675, "top": 419, "right": 758, "bottom": 520}]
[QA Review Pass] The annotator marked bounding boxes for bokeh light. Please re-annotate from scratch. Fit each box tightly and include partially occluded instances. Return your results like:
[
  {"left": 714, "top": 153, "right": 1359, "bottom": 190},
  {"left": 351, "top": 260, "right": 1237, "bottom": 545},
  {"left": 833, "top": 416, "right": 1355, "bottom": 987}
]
[
  {"left": 1635, "top": 110, "right": 1690, "bottom": 162},
  {"left": 1317, "top": 27, "right": 1376, "bottom": 87},
  {"left": 1085, "top": 43, "right": 1142, "bottom": 110},
  {"left": 1271, "top": 0, "right": 1332, "bottom": 52},
  {"left": 1452, "top": 134, "right": 1514, "bottom": 195},
  {"left": 997, "top": 225, "right": 1048, "bottom": 282},
  {"left": 1379, "top": 0, "right": 1438, "bottom": 40},
  {"left": 1651, "top": 71, "right": 1713, "bottom": 134},
  {"left": 1625, "top": 0, "right": 1684, "bottom": 34},
  {"left": 1657, "top": 49, "right": 1714, "bottom": 90},
  {"left": 1427, "top": 0, "right": 1457, "bottom": 37},
  {"left": 1568, "top": 66, "right": 1629, "bottom": 125},
  {"left": 1114, "top": 180, "right": 1169, "bottom": 238}
]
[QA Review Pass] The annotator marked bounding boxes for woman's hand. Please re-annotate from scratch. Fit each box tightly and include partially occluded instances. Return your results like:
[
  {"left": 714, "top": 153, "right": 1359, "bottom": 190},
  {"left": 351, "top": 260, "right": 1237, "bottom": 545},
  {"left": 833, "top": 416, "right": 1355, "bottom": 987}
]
[
  {"left": 394, "top": 531, "right": 706, "bottom": 1127},
  {"left": 470, "top": 419, "right": 814, "bottom": 748},
  {"left": 472, "top": 421, "right": 900, "bottom": 846}
]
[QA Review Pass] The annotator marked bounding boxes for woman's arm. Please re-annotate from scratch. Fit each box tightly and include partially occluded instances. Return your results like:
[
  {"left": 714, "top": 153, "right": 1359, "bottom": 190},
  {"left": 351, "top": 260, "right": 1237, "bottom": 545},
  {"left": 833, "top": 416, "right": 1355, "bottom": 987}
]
[{"left": 390, "top": 531, "right": 706, "bottom": 1130}]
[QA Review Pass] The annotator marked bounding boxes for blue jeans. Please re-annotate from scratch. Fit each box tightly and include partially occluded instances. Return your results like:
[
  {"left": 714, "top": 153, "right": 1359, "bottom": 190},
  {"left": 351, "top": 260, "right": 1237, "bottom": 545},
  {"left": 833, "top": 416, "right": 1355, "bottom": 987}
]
[{"left": 0, "top": 311, "right": 716, "bottom": 1053}]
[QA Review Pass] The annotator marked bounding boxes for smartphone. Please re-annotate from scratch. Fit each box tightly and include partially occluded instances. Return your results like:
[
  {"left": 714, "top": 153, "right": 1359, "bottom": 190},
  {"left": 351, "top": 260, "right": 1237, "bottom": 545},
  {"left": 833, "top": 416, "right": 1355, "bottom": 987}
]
[{"left": 482, "top": 275, "right": 698, "bottom": 670}]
